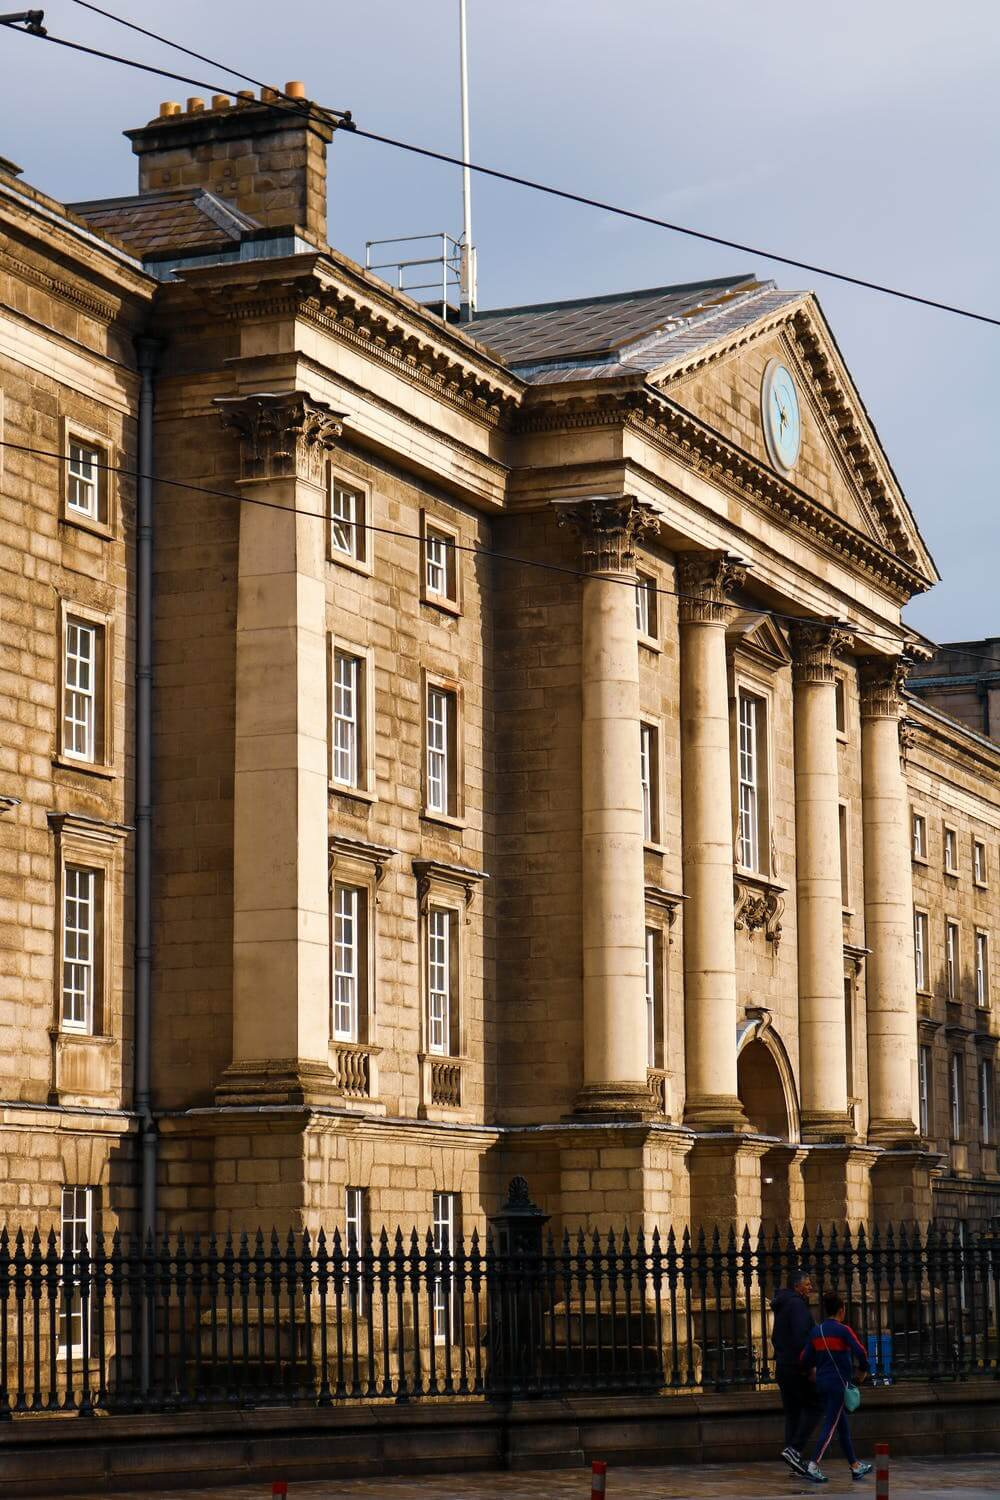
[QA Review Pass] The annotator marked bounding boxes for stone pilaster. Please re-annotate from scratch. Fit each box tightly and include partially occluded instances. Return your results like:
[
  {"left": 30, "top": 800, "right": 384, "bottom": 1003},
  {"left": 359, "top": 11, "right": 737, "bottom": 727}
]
[
  {"left": 678, "top": 551, "right": 748, "bottom": 1129},
  {"left": 860, "top": 657, "right": 920, "bottom": 1145},
  {"left": 791, "top": 622, "right": 855, "bottom": 1141},
  {"left": 688, "top": 1134, "right": 770, "bottom": 1234},
  {"left": 555, "top": 496, "right": 660, "bottom": 1117},
  {"left": 801, "top": 1144, "right": 878, "bottom": 1228},
  {"left": 214, "top": 391, "right": 344, "bottom": 1105}
]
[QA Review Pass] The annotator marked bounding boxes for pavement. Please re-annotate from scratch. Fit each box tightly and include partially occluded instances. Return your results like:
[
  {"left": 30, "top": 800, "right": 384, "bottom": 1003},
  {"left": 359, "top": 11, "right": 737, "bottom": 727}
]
[{"left": 70, "top": 1456, "right": 1000, "bottom": 1500}]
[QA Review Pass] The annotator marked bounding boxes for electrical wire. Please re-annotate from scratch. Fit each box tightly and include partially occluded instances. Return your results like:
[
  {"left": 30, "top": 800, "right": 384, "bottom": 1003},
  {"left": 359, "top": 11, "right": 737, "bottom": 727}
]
[
  {"left": 0, "top": 435, "right": 991, "bottom": 672},
  {"left": 3, "top": 14, "right": 999, "bottom": 329}
]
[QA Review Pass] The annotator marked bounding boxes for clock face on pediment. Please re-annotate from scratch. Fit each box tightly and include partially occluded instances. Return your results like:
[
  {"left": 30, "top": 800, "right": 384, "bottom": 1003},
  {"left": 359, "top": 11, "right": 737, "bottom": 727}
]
[{"left": 761, "top": 359, "right": 801, "bottom": 475}]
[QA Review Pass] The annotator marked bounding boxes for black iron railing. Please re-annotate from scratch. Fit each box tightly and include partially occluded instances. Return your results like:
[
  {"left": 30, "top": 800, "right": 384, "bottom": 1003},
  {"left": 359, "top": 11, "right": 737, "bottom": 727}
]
[{"left": 0, "top": 1219, "right": 997, "bottom": 1415}]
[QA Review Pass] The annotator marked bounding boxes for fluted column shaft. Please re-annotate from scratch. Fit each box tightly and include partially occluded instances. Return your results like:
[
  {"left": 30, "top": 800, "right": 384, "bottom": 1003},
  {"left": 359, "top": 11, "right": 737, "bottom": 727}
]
[
  {"left": 792, "top": 624, "right": 854, "bottom": 1139},
  {"left": 679, "top": 552, "right": 748, "bottom": 1129},
  {"left": 556, "top": 496, "right": 659, "bottom": 1116},
  {"left": 861, "top": 658, "right": 919, "bottom": 1144}
]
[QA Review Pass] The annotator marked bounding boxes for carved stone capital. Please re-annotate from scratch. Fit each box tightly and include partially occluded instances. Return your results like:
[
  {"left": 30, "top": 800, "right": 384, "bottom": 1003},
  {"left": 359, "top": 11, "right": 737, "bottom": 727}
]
[
  {"left": 790, "top": 620, "right": 853, "bottom": 684},
  {"left": 859, "top": 656, "right": 912, "bottom": 720},
  {"left": 677, "top": 550, "right": 748, "bottom": 623},
  {"left": 554, "top": 495, "right": 659, "bottom": 576},
  {"left": 215, "top": 390, "right": 345, "bottom": 487}
]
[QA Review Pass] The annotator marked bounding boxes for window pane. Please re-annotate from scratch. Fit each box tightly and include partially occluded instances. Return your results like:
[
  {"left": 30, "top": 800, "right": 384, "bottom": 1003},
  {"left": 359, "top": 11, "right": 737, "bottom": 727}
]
[
  {"left": 331, "top": 482, "right": 363, "bottom": 559},
  {"left": 432, "top": 1192, "right": 455, "bottom": 1339},
  {"left": 64, "top": 620, "right": 97, "bottom": 761},
  {"left": 918, "top": 1045, "right": 931, "bottom": 1136},
  {"left": 738, "top": 693, "right": 760, "bottom": 871},
  {"left": 426, "top": 688, "right": 450, "bottom": 814},
  {"left": 428, "top": 908, "right": 451, "bottom": 1054},
  {"left": 62, "top": 867, "right": 95, "bottom": 1032},
  {"left": 425, "top": 530, "right": 454, "bottom": 598},
  {"left": 60, "top": 1186, "right": 93, "bottom": 1354},
  {"left": 332, "top": 885, "right": 361, "bottom": 1040},
  {"left": 644, "top": 928, "right": 658, "bottom": 1069},
  {"left": 332, "top": 652, "right": 360, "bottom": 787},
  {"left": 67, "top": 441, "right": 100, "bottom": 517},
  {"left": 639, "top": 725, "right": 657, "bottom": 843}
]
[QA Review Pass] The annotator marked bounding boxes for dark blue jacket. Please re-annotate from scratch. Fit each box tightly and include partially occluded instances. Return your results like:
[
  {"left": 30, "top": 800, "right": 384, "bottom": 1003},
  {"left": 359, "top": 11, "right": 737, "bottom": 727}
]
[
  {"left": 770, "top": 1287, "right": 814, "bottom": 1371},
  {"left": 800, "top": 1318, "right": 869, "bottom": 1387}
]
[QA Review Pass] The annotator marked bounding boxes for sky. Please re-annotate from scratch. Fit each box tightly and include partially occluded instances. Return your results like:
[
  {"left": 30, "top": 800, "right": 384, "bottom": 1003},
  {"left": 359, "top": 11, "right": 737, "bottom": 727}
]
[{"left": 4, "top": 1, "right": 997, "bottom": 643}]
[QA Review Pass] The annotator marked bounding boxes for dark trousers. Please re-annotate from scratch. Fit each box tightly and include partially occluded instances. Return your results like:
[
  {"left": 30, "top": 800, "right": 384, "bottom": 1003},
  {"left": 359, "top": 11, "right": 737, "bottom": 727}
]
[
  {"left": 811, "top": 1381, "right": 858, "bottom": 1467},
  {"left": 777, "top": 1366, "right": 821, "bottom": 1452}
]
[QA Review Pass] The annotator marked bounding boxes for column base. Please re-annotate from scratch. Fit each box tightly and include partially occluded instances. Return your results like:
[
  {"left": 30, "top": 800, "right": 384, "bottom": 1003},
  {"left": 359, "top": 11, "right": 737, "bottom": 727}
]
[
  {"left": 867, "top": 1116, "right": 920, "bottom": 1147},
  {"left": 572, "top": 1079, "right": 657, "bottom": 1121},
  {"left": 800, "top": 1109, "right": 859, "bottom": 1144},
  {"left": 801, "top": 1144, "right": 879, "bottom": 1227},
  {"left": 215, "top": 1057, "right": 342, "bottom": 1107},
  {"left": 683, "top": 1094, "right": 749, "bottom": 1131}
]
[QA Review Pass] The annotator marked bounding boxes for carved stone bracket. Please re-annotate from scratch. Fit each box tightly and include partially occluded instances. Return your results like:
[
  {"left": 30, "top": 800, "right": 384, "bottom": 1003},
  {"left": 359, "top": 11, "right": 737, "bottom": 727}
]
[
  {"left": 553, "top": 494, "right": 659, "bottom": 575},
  {"left": 677, "top": 549, "right": 748, "bottom": 623},
  {"left": 644, "top": 885, "right": 685, "bottom": 944},
  {"left": 859, "top": 656, "right": 912, "bottom": 720},
  {"left": 413, "top": 858, "right": 488, "bottom": 920},
  {"left": 329, "top": 835, "right": 397, "bottom": 900},
  {"left": 734, "top": 876, "right": 785, "bottom": 948},
  {"left": 215, "top": 390, "right": 346, "bottom": 487},
  {"left": 898, "top": 715, "right": 920, "bottom": 762},
  {"left": 790, "top": 619, "right": 854, "bottom": 684}
]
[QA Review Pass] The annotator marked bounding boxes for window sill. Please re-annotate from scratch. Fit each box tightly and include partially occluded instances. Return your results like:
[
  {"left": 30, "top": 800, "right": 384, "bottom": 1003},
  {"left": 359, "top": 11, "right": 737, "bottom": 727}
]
[
  {"left": 643, "top": 841, "right": 667, "bottom": 857},
  {"left": 52, "top": 756, "right": 116, "bottom": 781},
  {"left": 329, "top": 781, "right": 377, "bottom": 806},
  {"left": 912, "top": 854, "right": 928, "bottom": 867},
  {"left": 61, "top": 510, "right": 115, "bottom": 543},
  {"left": 421, "top": 810, "right": 466, "bottom": 832},
  {"left": 328, "top": 550, "right": 372, "bottom": 579},
  {"left": 835, "top": 731, "right": 849, "bottom": 745},
  {"left": 638, "top": 634, "right": 661, "bottom": 655},
  {"left": 421, "top": 592, "right": 462, "bottom": 618},
  {"left": 974, "top": 879, "right": 989, "bottom": 891},
  {"left": 944, "top": 868, "right": 960, "bottom": 879}
]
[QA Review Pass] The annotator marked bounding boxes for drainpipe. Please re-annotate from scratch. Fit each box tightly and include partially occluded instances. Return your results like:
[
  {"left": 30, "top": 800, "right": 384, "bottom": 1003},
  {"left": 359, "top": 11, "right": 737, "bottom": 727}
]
[{"left": 135, "top": 336, "right": 158, "bottom": 1263}]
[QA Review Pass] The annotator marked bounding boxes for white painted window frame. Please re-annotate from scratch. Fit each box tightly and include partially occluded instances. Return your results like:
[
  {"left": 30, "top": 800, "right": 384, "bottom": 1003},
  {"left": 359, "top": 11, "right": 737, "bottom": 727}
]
[
  {"left": 59, "top": 1186, "right": 93, "bottom": 1358},
  {"left": 332, "top": 882, "right": 363, "bottom": 1042},
  {"left": 432, "top": 1191, "right": 456, "bottom": 1341},
  {"left": 62, "top": 866, "right": 96, "bottom": 1034}
]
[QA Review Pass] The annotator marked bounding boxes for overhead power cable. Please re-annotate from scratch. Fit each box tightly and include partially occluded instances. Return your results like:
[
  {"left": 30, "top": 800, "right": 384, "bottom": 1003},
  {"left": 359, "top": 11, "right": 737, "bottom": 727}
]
[
  {"left": 2, "top": 13, "right": 999, "bottom": 329},
  {"left": 0, "top": 435, "right": 988, "bottom": 673}
]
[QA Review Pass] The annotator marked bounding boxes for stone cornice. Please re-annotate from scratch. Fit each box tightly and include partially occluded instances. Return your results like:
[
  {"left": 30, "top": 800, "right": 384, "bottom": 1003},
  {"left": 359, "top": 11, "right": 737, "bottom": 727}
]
[
  {"left": 517, "top": 385, "right": 927, "bottom": 602},
  {"left": 0, "top": 247, "right": 122, "bottom": 323},
  {"left": 412, "top": 858, "right": 488, "bottom": 915}
]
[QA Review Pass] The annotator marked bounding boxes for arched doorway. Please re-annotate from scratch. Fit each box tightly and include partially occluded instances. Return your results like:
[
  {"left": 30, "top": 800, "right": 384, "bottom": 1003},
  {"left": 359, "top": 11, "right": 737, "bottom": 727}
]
[{"left": 737, "top": 1018, "right": 801, "bottom": 1232}]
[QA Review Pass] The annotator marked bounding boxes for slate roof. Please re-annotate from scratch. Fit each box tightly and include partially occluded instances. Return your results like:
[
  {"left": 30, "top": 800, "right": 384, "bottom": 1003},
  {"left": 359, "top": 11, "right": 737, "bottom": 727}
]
[
  {"left": 69, "top": 188, "right": 260, "bottom": 257},
  {"left": 465, "top": 275, "right": 803, "bottom": 384}
]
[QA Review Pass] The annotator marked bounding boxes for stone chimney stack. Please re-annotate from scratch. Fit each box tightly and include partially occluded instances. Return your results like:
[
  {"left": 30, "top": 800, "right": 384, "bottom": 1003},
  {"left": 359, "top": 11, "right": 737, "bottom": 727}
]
[{"left": 125, "top": 85, "right": 335, "bottom": 247}]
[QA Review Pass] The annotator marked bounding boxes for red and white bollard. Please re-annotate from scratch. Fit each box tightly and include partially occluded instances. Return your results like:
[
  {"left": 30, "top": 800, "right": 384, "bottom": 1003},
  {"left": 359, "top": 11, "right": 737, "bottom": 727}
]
[
  {"left": 591, "top": 1460, "right": 607, "bottom": 1500},
  {"left": 272, "top": 1484, "right": 288, "bottom": 1499},
  {"left": 875, "top": 1442, "right": 889, "bottom": 1500}
]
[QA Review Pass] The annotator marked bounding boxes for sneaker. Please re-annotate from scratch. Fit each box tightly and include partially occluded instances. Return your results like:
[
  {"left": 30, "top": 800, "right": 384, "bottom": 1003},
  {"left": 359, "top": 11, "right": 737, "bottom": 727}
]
[
  {"left": 851, "top": 1461, "right": 873, "bottom": 1481},
  {"left": 781, "top": 1447, "right": 804, "bottom": 1473},
  {"left": 807, "top": 1462, "right": 828, "bottom": 1484}
]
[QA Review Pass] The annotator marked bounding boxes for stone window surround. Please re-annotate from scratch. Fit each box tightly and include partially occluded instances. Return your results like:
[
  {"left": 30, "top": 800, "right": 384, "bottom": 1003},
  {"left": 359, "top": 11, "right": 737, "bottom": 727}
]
[
  {"left": 943, "top": 822, "right": 960, "bottom": 877},
  {"left": 55, "top": 597, "right": 115, "bottom": 777},
  {"left": 421, "top": 670, "right": 464, "bottom": 828},
  {"left": 914, "top": 907, "right": 930, "bottom": 994},
  {"left": 973, "top": 836, "right": 989, "bottom": 889},
  {"left": 419, "top": 507, "right": 462, "bottom": 615},
  {"left": 414, "top": 859, "right": 486, "bottom": 1119},
  {"left": 834, "top": 672, "right": 848, "bottom": 741},
  {"left": 327, "top": 465, "right": 372, "bottom": 575},
  {"left": 729, "top": 664, "right": 776, "bottom": 882},
  {"left": 327, "top": 836, "right": 394, "bottom": 1104},
  {"left": 639, "top": 715, "right": 665, "bottom": 852},
  {"left": 839, "top": 797, "right": 853, "bottom": 914},
  {"left": 635, "top": 567, "right": 660, "bottom": 650},
  {"left": 911, "top": 809, "right": 928, "bottom": 865},
  {"left": 49, "top": 811, "right": 128, "bottom": 1044},
  {"left": 60, "top": 415, "right": 116, "bottom": 540},
  {"left": 328, "top": 634, "right": 376, "bottom": 803}
]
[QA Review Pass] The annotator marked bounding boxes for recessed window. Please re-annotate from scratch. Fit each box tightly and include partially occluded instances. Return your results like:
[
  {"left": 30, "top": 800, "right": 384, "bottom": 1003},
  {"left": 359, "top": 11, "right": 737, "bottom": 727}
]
[
  {"left": 62, "top": 866, "right": 100, "bottom": 1034},
  {"left": 918, "top": 1044, "right": 932, "bottom": 1137},
  {"left": 422, "top": 514, "right": 460, "bottom": 609},
  {"left": 737, "top": 689, "right": 768, "bottom": 874},
  {"left": 946, "top": 920, "right": 960, "bottom": 1000},
  {"left": 944, "top": 826, "right": 959, "bottom": 875},
  {"left": 345, "top": 1184, "right": 369, "bottom": 1311},
  {"left": 61, "top": 423, "right": 111, "bottom": 532},
  {"left": 912, "top": 813, "right": 927, "bottom": 862},
  {"left": 432, "top": 1191, "right": 458, "bottom": 1340},
  {"left": 332, "top": 651, "right": 360, "bottom": 788},
  {"left": 834, "top": 676, "right": 847, "bottom": 738},
  {"left": 329, "top": 475, "right": 367, "bottom": 565},
  {"left": 644, "top": 927, "right": 664, "bottom": 1069},
  {"left": 63, "top": 617, "right": 101, "bottom": 763},
  {"left": 976, "top": 931, "right": 990, "bottom": 1008},
  {"left": 425, "top": 682, "right": 459, "bottom": 819},
  {"left": 67, "top": 441, "right": 101, "bottom": 519},
  {"left": 980, "top": 1058, "right": 995, "bottom": 1145},
  {"left": 914, "top": 910, "right": 929, "bottom": 992},
  {"left": 331, "top": 882, "right": 367, "bottom": 1042},
  {"left": 639, "top": 722, "right": 660, "bottom": 845},
  {"left": 60, "top": 1186, "right": 94, "bottom": 1356},
  {"left": 974, "top": 839, "right": 988, "bottom": 887},
  {"left": 839, "top": 802, "right": 851, "bottom": 910},
  {"left": 950, "top": 1052, "right": 965, "bottom": 1141},
  {"left": 427, "top": 906, "right": 457, "bottom": 1056},
  {"left": 635, "top": 572, "right": 658, "bottom": 642}
]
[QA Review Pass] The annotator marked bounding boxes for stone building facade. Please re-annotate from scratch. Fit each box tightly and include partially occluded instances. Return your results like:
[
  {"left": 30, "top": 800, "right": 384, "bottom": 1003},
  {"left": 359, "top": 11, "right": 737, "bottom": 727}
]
[{"left": 0, "top": 89, "right": 998, "bottom": 1254}]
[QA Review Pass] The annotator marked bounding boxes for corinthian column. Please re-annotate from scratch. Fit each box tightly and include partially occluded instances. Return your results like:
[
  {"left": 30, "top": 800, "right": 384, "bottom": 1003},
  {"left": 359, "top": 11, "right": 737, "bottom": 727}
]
[
  {"left": 678, "top": 551, "right": 748, "bottom": 1129},
  {"left": 791, "top": 622, "right": 855, "bottom": 1140},
  {"left": 556, "top": 495, "right": 660, "bottom": 1116},
  {"left": 214, "top": 391, "right": 344, "bottom": 1104},
  {"left": 860, "top": 657, "right": 919, "bottom": 1144}
]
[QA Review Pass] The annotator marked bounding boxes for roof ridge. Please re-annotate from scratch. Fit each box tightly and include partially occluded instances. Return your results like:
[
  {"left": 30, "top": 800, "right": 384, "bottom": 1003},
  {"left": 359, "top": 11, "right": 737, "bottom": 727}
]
[{"left": 468, "top": 273, "right": 759, "bottom": 325}]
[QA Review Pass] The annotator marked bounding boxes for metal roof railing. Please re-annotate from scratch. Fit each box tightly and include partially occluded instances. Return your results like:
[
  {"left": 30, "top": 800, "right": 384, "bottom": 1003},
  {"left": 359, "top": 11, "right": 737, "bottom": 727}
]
[{"left": 364, "top": 232, "right": 463, "bottom": 316}]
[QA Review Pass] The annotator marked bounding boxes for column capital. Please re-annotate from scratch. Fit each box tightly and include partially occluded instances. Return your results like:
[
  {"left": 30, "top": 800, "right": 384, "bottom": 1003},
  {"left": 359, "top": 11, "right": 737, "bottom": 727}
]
[
  {"left": 554, "top": 494, "right": 659, "bottom": 575},
  {"left": 859, "top": 655, "right": 912, "bottom": 719},
  {"left": 677, "top": 549, "right": 748, "bottom": 623},
  {"left": 215, "top": 390, "right": 346, "bottom": 487},
  {"left": 790, "top": 620, "right": 853, "bottom": 684}
]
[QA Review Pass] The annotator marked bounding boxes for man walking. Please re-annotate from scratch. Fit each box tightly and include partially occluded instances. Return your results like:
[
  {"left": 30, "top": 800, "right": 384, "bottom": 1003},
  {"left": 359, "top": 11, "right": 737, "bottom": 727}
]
[{"left": 771, "top": 1266, "right": 820, "bottom": 1475}]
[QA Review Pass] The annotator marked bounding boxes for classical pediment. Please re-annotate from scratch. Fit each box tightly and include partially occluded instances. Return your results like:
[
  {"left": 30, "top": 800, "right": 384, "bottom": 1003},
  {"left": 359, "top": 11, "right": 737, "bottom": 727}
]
[
  {"left": 648, "top": 295, "right": 938, "bottom": 587},
  {"left": 725, "top": 611, "right": 791, "bottom": 668}
]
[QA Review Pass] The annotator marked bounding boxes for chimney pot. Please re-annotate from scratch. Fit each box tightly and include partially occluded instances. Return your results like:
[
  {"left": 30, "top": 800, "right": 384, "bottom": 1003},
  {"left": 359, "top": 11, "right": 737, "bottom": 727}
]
[
  {"left": 212, "top": 94, "right": 231, "bottom": 111},
  {"left": 260, "top": 86, "right": 278, "bottom": 103},
  {"left": 236, "top": 89, "right": 254, "bottom": 106},
  {"left": 285, "top": 81, "right": 306, "bottom": 99},
  {"left": 160, "top": 101, "right": 181, "bottom": 117},
  {"left": 187, "top": 97, "right": 205, "bottom": 113}
]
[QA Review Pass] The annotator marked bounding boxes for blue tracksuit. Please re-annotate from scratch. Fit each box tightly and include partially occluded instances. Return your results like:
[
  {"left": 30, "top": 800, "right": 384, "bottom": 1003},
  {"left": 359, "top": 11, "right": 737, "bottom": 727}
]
[{"left": 800, "top": 1318, "right": 869, "bottom": 1465}]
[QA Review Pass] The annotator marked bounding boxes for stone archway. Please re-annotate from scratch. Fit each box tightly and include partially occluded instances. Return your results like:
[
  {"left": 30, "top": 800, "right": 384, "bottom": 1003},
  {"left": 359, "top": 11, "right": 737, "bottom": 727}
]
[{"left": 737, "top": 1016, "right": 802, "bottom": 1231}]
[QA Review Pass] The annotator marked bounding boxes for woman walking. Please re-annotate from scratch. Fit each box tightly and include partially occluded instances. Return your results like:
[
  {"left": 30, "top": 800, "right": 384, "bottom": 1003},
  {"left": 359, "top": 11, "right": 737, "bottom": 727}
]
[{"left": 799, "top": 1291, "right": 873, "bottom": 1484}]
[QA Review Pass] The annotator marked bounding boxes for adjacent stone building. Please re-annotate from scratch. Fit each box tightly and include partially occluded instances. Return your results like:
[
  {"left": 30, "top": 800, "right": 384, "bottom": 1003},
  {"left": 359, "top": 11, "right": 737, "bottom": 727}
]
[{"left": 1, "top": 88, "right": 998, "bottom": 1259}]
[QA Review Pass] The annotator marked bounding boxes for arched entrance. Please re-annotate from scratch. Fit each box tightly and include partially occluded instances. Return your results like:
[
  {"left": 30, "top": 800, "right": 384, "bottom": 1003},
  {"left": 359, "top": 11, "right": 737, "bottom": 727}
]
[{"left": 737, "top": 1016, "right": 801, "bottom": 1232}]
